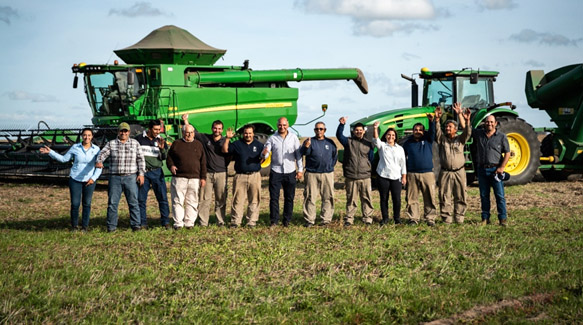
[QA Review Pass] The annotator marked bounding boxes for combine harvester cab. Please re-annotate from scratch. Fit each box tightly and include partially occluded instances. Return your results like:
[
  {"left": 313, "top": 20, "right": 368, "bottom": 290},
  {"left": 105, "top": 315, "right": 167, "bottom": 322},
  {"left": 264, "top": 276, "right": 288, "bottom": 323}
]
[
  {"left": 526, "top": 63, "right": 583, "bottom": 180},
  {"left": 350, "top": 67, "right": 540, "bottom": 186},
  {"left": 1, "top": 25, "right": 368, "bottom": 179}
]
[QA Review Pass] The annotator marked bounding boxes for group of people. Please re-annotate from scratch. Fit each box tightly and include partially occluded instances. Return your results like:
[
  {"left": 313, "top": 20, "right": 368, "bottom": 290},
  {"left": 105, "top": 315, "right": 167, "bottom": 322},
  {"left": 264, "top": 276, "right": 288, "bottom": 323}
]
[{"left": 41, "top": 104, "right": 511, "bottom": 231}]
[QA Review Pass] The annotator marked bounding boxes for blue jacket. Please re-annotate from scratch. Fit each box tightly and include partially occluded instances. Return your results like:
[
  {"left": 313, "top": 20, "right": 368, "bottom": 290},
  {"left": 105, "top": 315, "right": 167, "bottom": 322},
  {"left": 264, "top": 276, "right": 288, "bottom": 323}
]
[
  {"left": 402, "top": 120, "right": 435, "bottom": 173},
  {"left": 300, "top": 137, "right": 337, "bottom": 173}
]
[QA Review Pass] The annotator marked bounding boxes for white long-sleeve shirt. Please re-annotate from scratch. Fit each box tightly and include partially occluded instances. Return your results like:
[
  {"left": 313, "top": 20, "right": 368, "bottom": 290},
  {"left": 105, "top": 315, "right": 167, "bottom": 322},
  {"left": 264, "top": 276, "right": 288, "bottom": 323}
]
[{"left": 373, "top": 138, "right": 406, "bottom": 180}]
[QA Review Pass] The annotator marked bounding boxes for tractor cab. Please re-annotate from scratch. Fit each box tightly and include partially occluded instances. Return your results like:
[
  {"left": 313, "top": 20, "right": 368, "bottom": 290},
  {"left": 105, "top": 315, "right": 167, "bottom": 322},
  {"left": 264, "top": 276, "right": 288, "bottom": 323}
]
[{"left": 419, "top": 68, "right": 498, "bottom": 114}]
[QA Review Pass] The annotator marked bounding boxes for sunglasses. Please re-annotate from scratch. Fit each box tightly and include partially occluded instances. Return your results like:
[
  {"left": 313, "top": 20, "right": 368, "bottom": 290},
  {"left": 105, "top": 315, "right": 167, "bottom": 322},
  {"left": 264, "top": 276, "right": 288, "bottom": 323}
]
[
  {"left": 314, "top": 128, "right": 326, "bottom": 131},
  {"left": 119, "top": 129, "right": 129, "bottom": 133}
]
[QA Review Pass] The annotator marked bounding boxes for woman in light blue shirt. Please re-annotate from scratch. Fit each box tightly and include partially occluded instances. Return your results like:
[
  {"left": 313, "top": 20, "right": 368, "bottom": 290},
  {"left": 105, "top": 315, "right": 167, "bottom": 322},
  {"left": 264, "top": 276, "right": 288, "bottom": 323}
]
[
  {"left": 40, "top": 128, "right": 102, "bottom": 231},
  {"left": 373, "top": 121, "right": 407, "bottom": 225}
]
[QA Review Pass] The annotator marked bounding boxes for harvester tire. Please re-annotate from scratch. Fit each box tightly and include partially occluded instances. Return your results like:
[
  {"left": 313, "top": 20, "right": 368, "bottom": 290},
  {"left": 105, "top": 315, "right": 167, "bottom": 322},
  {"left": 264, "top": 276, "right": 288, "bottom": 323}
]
[
  {"left": 496, "top": 117, "right": 540, "bottom": 185},
  {"left": 540, "top": 133, "right": 568, "bottom": 181}
]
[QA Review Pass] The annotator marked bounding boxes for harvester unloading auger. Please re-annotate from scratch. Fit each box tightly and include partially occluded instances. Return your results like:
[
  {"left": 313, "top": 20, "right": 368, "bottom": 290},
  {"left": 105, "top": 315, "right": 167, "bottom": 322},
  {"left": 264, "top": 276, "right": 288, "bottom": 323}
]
[{"left": 0, "top": 25, "right": 368, "bottom": 178}]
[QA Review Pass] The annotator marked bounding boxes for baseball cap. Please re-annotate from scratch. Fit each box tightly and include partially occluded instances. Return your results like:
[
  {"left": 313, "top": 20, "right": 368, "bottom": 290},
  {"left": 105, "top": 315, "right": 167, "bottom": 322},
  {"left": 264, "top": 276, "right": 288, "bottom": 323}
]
[{"left": 118, "top": 122, "right": 131, "bottom": 131}]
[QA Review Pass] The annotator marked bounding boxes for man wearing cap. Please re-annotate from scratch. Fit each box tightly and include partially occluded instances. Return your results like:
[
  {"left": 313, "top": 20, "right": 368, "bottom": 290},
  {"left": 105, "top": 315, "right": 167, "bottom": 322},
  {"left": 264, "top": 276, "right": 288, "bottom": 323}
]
[
  {"left": 135, "top": 119, "right": 170, "bottom": 229},
  {"left": 96, "top": 122, "right": 146, "bottom": 232},
  {"left": 434, "top": 104, "right": 471, "bottom": 224},
  {"left": 473, "top": 114, "right": 511, "bottom": 226}
]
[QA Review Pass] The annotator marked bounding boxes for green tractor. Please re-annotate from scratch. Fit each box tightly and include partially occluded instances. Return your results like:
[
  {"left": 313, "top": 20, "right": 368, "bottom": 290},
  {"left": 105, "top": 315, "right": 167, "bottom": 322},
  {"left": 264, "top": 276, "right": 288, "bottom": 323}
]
[
  {"left": 0, "top": 25, "right": 368, "bottom": 178},
  {"left": 351, "top": 67, "right": 540, "bottom": 185},
  {"left": 526, "top": 63, "right": 583, "bottom": 180}
]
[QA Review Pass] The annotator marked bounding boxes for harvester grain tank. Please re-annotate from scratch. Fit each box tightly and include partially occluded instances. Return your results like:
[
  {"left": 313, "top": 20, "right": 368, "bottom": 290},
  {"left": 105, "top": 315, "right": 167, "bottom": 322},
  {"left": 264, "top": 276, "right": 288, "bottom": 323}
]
[
  {"left": 526, "top": 63, "right": 583, "bottom": 180},
  {"left": 350, "top": 67, "right": 540, "bottom": 186},
  {"left": 0, "top": 25, "right": 368, "bottom": 178}
]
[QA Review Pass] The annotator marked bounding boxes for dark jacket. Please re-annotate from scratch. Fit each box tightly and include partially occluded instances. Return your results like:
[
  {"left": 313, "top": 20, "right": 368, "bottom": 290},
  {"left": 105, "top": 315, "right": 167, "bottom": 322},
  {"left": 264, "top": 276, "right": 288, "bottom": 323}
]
[{"left": 336, "top": 123, "right": 373, "bottom": 180}]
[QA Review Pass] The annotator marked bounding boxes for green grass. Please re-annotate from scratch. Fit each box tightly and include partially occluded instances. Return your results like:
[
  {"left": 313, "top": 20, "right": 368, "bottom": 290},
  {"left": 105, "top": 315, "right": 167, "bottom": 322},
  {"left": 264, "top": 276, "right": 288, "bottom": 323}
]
[{"left": 1, "top": 179, "right": 582, "bottom": 323}]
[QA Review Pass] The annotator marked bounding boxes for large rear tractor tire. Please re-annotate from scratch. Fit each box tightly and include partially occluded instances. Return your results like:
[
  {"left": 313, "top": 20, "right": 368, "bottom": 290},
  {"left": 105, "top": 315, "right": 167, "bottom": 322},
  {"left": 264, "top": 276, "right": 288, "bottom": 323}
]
[{"left": 496, "top": 117, "right": 540, "bottom": 185}]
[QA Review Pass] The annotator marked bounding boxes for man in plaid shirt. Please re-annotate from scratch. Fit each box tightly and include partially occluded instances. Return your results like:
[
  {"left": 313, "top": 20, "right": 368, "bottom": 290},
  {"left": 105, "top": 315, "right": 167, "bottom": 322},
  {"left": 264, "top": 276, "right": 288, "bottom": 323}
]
[{"left": 96, "top": 122, "right": 146, "bottom": 232}]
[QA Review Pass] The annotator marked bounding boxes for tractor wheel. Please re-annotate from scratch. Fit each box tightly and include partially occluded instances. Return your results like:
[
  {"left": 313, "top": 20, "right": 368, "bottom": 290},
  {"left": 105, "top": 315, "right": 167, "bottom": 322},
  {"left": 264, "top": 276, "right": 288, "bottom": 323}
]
[
  {"left": 496, "top": 117, "right": 540, "bottom": 185},
  {"left": 540, "top": 133, "right": 569, "bottom": 181},
  {"left": 254, "top": 133, "right": 271, "bottom": 177}
]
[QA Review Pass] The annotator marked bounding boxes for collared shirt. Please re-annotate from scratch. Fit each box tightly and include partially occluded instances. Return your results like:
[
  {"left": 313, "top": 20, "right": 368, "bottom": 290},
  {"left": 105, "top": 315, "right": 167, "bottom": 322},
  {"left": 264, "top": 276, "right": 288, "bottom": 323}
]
[
  {"left": 402, "top": 120, "right": 436, "bottom": 173},
  {"left": 300, "top": 137, "right": 337, "bottom": 173},
  {"left": 195, "top": 132, "right": 230, "bottom": 173},
  {"left": 228, "top": 139, "right": 263, "bottom": 174},
  {"left": 135, "top": 134, "right": 167, "bottom": 170},
  {"left": 435, "top": 121, "right": 471, "bottom": 170},
  {"left": 97, "top": 138, "right": 146, "bottom": 176},
  {"left": 472, "top": 128, "right": 510, "bottom": 166},
  {"left": 263, "top": 132, "right": 303, "bottom": 174},
  {"left": 49, "top": 143, "right": 102, "bottom": 182},
  {"left": 373, "top": 138, "right": 406, "bottom": 180}
]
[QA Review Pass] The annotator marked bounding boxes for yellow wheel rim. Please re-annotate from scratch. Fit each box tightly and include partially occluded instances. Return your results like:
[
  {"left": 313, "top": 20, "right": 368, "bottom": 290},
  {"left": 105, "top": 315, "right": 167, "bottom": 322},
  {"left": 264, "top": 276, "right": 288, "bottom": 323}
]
[{"left": 505, "top": 132, "right": 531, "bottom": 176}]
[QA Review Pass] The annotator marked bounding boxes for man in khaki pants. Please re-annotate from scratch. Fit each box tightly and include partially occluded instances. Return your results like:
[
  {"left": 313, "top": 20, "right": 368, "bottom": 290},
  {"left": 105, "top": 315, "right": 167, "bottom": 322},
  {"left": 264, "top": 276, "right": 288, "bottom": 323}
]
[
  {"left": 434, "top": 103, "right": 471, "bottom": 224},
  {"left": 300, "top": 121, "right": 337, "bottom": 227},
  {"left": 402, "top": 112, "right": 437, "bottom": 226},
  {"left": 222, "top": 125, "right": 263, "bottom": 228},
  {"left": 336, "top": 117, "right": 375, "bottom": 226}
]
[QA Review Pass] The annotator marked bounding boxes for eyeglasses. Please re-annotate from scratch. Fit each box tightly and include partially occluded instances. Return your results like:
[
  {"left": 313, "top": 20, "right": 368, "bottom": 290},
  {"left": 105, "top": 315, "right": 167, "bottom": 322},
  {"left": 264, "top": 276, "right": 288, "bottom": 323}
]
[{"left": 314, "top": 128, "right": 325, "bottom": 131}]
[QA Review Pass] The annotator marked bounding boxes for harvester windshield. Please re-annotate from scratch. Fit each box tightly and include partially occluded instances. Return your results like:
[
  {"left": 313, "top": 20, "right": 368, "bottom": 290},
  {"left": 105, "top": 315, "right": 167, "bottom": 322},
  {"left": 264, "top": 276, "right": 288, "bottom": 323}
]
[{"left": 85, "top": 69, "right": 145, "bottom": 116}]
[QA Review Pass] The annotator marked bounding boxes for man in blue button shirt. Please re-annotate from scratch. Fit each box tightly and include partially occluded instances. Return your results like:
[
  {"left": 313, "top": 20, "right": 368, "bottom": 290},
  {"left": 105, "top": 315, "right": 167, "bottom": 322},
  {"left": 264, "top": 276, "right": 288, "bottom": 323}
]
[
  {"left": 300, "top": 121, "right": 337, "bottom": 227},
  {"left": 222, "top": 124, "right": 263, "bottom": 228}
]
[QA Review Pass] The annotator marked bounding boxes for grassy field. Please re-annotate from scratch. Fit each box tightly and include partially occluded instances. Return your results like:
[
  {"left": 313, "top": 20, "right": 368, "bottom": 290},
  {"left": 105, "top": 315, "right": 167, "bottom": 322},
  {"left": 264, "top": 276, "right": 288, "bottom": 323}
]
[{"left": 1, "top": 171, "right": 582, "bottom": 323}]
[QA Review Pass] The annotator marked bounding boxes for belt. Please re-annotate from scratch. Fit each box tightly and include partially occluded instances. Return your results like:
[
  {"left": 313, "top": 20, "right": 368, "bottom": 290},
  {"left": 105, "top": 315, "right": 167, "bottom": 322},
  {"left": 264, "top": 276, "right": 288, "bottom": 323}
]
[
  {"left": 112, "top": 173, "right": 135, "bottom": 177},
  {"left": 239, "top": 171, "right": 259, "bottom": 175},
  {"left": 480, "top": 164, "right": 498, "bottom": 169},
  {"left": 442, "top": 166, "right": 464, "bottom": 172},
  {"left": 146, "top": 167, "right": 161, "bottom": 172}
]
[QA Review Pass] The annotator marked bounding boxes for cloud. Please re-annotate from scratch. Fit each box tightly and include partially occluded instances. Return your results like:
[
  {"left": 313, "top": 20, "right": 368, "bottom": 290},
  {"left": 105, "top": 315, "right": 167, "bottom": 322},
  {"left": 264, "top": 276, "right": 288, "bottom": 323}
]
[
  {"left": 524, "top": 60, "right": 545, "bottom": 68},
  {"left": 509, "top": 29, "right": 581, "bottom": 46},
  {"left": 476, "top": 0, "right": 517, "bottom": 10},
  {"left": 109, "top": 2, "right": 168, "bottom": 17},
  {"left": 4, "top": 91, "right": 58, "bottom": 103},
  {"left": 295, "top": 0, "right": 437, "bottom": 37},
  {"left": 0, "top": 6, "right": 18, "bottom": 24}
]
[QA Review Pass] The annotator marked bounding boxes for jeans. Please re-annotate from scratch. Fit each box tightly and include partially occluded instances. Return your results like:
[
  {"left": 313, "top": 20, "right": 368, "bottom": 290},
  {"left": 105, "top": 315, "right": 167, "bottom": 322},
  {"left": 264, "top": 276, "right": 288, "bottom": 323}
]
[
  {"left": 69, "top": 178, "right": 96, "bottom": 229},
  {"left": 138, "top": 168, "right": 170, "bottom": 226},
  {"left": 107, "top": 174, "right": 141, "bottom": 231},
  {"left": 269, "top": 171, "right": 296, "bottom": 225},
  {"left": 477, "top": 167, "right": 507, "bottom": 221},
  {"left": 378, "top": 176, "right": 402, "bottom": 222}
]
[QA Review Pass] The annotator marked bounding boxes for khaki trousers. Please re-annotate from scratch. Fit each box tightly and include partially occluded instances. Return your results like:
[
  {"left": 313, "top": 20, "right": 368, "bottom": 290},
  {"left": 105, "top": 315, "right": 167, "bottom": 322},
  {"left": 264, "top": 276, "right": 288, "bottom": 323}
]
[
  {"left": 303, "top": 171, "right": 335, "bottom": 225},
  {"left": 345, "top": 177, "right": 374, "bottom": 224},
  {"left": 406, "top": 172, "right": 437, "bottom": 223},
  {"left": 231, "top": 172, "right": 261, "bottom": 226},
  {"left": 170, "top": 177, "right": 200, "bottom": 228},
  {"left": 198, "top": 172, "right": 228, "bottom": 226},
  {"left": 439, "top": 169, "right": 467, "bottom": 224}
]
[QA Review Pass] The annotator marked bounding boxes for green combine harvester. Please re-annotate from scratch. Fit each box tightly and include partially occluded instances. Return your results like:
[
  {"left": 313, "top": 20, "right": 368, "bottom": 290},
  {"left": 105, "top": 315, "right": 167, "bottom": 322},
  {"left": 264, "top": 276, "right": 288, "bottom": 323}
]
[
  {"left": 351, "top": 67, "right": 541, "bottom": 186},
  {"left": 526, "top": 63, "right": 583, "bottom": 180},
  {"left": 0, "top": 25, "right": 368, "bottom": 178}
]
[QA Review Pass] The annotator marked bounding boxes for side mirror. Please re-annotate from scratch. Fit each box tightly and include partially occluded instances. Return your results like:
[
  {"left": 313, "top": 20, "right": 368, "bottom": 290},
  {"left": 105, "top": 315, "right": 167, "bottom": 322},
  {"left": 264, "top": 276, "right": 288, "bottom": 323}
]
[
  {"left": 127, "top": 72, "right": 134, "bottom": 85},
  {"left": 470, "top": 72, "right": 479, "bottom": 84},
  {"left": 73, "top": 75, "right": 78, "bottom": 89}
]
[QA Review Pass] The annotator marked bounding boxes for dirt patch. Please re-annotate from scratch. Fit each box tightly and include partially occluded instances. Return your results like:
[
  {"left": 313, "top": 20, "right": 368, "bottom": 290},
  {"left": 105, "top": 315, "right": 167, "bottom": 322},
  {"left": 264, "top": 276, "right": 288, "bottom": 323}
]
[{"left": 424, "top": 293, "right": 554, "bottom": 324}]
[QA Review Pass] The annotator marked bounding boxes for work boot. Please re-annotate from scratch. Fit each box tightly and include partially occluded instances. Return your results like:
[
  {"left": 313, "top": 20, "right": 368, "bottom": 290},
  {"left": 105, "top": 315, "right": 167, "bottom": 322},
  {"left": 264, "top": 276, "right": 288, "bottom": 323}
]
[
  {"left": 379, "top": 218, "right": 389, "bottom": 226},
  {"left": 499, "top": 219, "right": 508, "bottom": 227},
  {"left": 480, "top": 219, "right": 491, "bottom": 226}
]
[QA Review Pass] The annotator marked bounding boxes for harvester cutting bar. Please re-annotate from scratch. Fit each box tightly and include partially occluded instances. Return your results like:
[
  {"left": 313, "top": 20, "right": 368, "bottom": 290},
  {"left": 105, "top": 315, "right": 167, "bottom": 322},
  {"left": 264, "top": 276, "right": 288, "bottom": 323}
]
[{"left": 0, "top": 125, "right": 117, "bottom": 178}]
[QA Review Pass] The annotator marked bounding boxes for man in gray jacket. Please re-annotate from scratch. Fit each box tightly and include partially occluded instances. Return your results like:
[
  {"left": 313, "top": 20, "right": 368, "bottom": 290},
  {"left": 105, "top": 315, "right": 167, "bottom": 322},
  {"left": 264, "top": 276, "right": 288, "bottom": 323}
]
[{"left": 336, "top": 117, "right": 374, "bottom": 226}]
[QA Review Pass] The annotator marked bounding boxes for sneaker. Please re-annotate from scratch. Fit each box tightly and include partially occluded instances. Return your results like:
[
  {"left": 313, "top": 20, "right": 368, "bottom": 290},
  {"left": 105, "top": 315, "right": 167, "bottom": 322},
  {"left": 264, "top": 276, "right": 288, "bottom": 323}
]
[
  {"left": 107, "top": 228, "right": 117, "bottom": 233},
  {"left": 304, "top": 223, "right": 314, "bottom": 228},
  {"left": 230, "top": 224, "right": 239, "bottom": 228},
  {"left": 481, "top": 219, "right": 491, "bottom": 226},
  {"left": 173, "top": 225, "right": 182, "bottom": 231},
  {"left": 319, "top": 222, "right": 330, "bottom": 227},
  {"left": 407, "top": 220, "right": 418, "bottom": 226},
  {"left": 499, "top": 219, "right": 508, "bottom": 227},
  {"left": 344, "top": 221, "right": 352, "bottom": 227},
  {"left": 164, "top": 224, "right": 171, "bottom": 230},
  {"left": 394, "top": 219, "right": 402, "bottom": 225},
  {"left": 132, "top": 227, "right": 142, "bottom": 232},
  {"left": 427, "top": 221, "right": 436, "bottom": 227},
  {"left": 379, "top": 219, "right": 389, "bottom": 226}
]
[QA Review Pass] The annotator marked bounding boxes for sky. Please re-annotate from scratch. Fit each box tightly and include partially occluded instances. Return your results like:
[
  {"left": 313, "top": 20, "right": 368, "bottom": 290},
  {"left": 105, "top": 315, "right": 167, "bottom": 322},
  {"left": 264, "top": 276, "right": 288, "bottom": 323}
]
[{"left": 1, "top": 0, "right": 582, "bottom": 136}]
